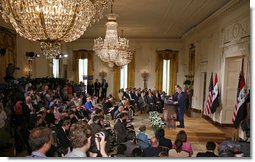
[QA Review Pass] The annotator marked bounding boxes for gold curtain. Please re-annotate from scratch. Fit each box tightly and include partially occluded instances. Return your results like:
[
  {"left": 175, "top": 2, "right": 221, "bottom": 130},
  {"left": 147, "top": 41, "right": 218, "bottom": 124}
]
[
  {"left": 113, "top": 66, "right": 120, "bottom": 99},
  {"left": 127, "top": 52, "right": 135, "bottom": 88},
  {"left": 0, "top": 27, "right": 16, "bottom": 83},
  {"left": 155, "top": 56, "right": 163, "bottom": 91},
  {"left": 155, "top": 49, "right": 178, "bottom": 95},
  {"left": 72, "top": 50, "right": 94, "bottom": 83},
  {"left": 169, "top": 54, "right": 178, "bottom": 95}
]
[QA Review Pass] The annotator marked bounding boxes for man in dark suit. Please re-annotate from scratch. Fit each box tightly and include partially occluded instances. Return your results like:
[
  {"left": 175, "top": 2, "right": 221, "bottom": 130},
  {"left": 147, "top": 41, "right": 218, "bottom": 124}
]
[
  {"left": 94, "top": 79, "right": 101, "bottom": 97},
  {"left": 87, "top": 80, "right": 94, "bottom": 96},
  {"left": 114, "top": 113, "right": 128, "bottom": 144},
  {"left": 101, "top": 79, "right": 108, "bottom": 98},
  {"left": 143, "top": 136, "right": 160, "bottom": 157},
  {"left": 197, "top": 141, "right": 218, "bottom": 157},
  {"left": 146, "top": 91, "right": 155, "bottom": 112},
  {"left": 172, "top": 85, "right": 180, "bottom": 102},
  {"left": 155, "top": 129, "right": 172, "bottom": 149},
  {"left": 56, "top": 119, "right": 71, "bottom": 150},
  {"left": 174, "top": 86, "right": 187, "bottom": 128}
]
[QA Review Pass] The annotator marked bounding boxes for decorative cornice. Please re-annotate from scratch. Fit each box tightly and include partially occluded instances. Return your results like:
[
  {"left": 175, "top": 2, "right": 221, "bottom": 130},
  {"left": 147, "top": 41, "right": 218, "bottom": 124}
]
[{"left": 182, "top": 0, "right": 249, "bottom": 39}]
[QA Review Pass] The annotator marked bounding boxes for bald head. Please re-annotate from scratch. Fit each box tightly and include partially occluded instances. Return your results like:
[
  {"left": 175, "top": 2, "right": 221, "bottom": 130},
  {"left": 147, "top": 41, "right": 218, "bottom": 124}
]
[{"left": 150, "top": 136, "right": 159, "bottom": 147}]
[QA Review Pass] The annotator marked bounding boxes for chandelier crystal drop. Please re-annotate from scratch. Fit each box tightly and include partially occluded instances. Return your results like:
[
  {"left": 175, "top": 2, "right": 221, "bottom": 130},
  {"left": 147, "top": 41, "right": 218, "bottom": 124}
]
[
  {"left": 0, "top": 0, "right": 109, "bottom": 59},
  {"left": 93, "top": 4, "right": 133, "bottom": 67}
]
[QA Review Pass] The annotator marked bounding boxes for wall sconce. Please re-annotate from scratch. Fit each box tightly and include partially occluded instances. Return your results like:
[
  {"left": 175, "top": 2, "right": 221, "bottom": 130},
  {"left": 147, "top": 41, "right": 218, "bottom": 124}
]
[
  {"left": 141, "top": 71, "right": 150, "bottom": 80},
  {"left": 141, "top": 71, "right": 150, "bottom": 88},
  {"left": 24, "top": 67, "right": 32, "bottom": 78},
  {"left": 99, "top": 71, "right": 107, "bottom": 79}
]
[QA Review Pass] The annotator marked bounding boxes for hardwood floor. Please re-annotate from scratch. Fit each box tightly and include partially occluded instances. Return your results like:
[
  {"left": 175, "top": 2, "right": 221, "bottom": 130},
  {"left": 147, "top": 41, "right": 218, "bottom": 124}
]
[{"left": 131, "top": 111, "right": 236, "bottom": 157}]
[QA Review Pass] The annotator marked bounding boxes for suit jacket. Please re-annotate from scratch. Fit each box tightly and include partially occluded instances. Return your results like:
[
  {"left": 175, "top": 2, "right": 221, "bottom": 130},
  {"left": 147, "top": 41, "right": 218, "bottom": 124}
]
[
  {"left": 147, "top": 95, "right": 155, "bottom": 105},
  {"left": 103, "top": 101, "right": 112, "bottom": 114},
  {"left": 102, "top": 82, "right": 108, "bottom": 89},
  {"left": 177, "top": 92, "right": 187, "bottom": 113},
  {"left": 56, "top": 127, "right": 71, "bottom": 149},
  {"left": 172, "top": 92, "right": 179, "bottom": 101},
  {"left": 113, "top": 110, "right": 121, "bottom": 120},
  {"left": 143, "top": 147, "right": 160, "bottom": 157},
  {"left": 133, "top": 93, "right": 140, "bottom": 103},
  {"left": 158, "top": 137, "right": 172, "bottom": 149},
  {"left": 114, "top": 119, "right": 127, "bottom": 143},
  {"left": 94, "top": 82, "right": 101, "bottom": 90},
  {"left": 196, "top": 151, "right": 218, "bottom": 157},
  {"left": 123, "top": 92, "right": 130, "bottom": 100},
  {"left": 87, "top": 83, "right": 94, "bottom": 96}
]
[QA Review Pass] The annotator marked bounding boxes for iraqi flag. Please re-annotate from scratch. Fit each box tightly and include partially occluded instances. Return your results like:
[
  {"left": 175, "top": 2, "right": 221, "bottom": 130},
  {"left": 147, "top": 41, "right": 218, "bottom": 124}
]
[
  {"left": 232, "top": 69, "right": 247, "bottom": 128},
  {"left": 211, "top": 73, "right": 219, "bottom": 114},
  {"left": 204, "top": 73, "right": 213, "bottom": 116}
]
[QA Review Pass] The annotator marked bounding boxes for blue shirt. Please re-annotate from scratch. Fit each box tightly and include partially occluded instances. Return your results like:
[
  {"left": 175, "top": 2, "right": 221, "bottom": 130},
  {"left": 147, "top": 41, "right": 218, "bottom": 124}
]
[
  {"left": 136, "top": 132, "right": 150, "bottom": 150},
  {"left": 85, "top": 101, "right": 93, "bottom": 113},
  {"left": 31, "top": 151, "right": 47, "bottom": 158}
]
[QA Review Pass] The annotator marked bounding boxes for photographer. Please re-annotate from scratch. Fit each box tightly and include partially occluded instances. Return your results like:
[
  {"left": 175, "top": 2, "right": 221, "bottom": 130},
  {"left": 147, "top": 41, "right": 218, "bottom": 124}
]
[
  {"left": 114, "top": 113, "right": 128, "bottom": 144},
  {"left": 65, "top": 120, "right": 108, "bottom": 157},
  {"left": 89, "top": 115, "right": 103, "bottom": 135}
]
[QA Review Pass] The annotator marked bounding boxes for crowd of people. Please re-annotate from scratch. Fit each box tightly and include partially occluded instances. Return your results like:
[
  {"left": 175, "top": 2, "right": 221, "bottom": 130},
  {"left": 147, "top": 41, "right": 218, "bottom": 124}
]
[{"left": 0, "top": 77, "right": 249, "bottom": 157}]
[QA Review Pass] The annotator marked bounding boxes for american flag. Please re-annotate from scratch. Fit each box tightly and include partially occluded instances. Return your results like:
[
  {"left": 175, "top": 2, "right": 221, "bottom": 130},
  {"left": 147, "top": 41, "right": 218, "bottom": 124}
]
[
  {"left": 232, "top": 68, "right": 247, "bottom": 128},
  {"left": 204, "top": 73, "right": 213, "bottom": 116}
]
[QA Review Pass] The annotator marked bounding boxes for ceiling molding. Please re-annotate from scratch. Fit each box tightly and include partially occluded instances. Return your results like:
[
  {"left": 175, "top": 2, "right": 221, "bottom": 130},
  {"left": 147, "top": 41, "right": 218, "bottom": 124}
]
[{"left": 182, "top": 0, "right": 249, "bottom": 39}]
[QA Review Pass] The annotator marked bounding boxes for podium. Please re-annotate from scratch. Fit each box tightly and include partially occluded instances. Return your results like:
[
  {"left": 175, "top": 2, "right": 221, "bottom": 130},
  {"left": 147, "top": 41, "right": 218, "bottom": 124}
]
[{"left": 163, "top": 100, "right": 177, "bottom": 128}]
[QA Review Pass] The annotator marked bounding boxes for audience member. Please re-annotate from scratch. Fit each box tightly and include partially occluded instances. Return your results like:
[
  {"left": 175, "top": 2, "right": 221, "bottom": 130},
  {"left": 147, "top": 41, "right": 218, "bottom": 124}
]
[
  {"left": 113, "top": 106, "right": 124, "bottom": 120},
  {"left": 114, "top": 113, "right": 128, "bottom": 144},
  {"left": 122, "top": 131, "right": 139, "bottom": 157},
  {"left": 114, "top": 144, "right": 127, "bottom": 157},
  {"left": 89, "top": 116, "right": 103, "bottom": 135},
  {"left": 142, "top": 136, "right": 160, "bottom": 157},
  {"left": 197, "top": 141, "right": 218, "bottom": 157},
  {"left": 28, "top": 127, "right": 52, "bottom": 157},
  {"left": 56, "top": 119, "right": 71, "bottom": 151},
  {"left": 136, "top": 125, "right": 150, "bottom": 150},
  {"left": 65, "top": 120, "right": 91, "bottom": 157},
  {"left": 0, "top": 102, "right": 9, "bottom": 146},
  {"left": 127, "top": 105, "right": 134, "bottom": 121},
  {"left": 168, "top": 139, "right": 189, "bottom": 158},
  {"left": 174, "top": 130, "right": 193, "bottom": 157},
  {"left": 132, "top": 148, "right": 143, "bottom": 157},
  {"left": 155, "top": 129, "right": 172, "bottom": 149},
  {"left": 85, "top": 97, "right": 93, "bottom": 118}
]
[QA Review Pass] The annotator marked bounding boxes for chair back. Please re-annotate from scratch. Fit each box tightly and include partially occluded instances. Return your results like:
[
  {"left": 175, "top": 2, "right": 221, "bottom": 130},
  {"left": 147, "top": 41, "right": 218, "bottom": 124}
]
[{"left": 159, "top": 146, "right": 170, "bottom": 153}]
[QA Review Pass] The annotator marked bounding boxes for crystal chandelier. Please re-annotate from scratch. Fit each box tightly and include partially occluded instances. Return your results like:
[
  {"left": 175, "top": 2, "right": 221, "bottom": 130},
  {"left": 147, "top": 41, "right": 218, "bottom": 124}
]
[
  {"left": 0, "top": 0, "right": 109, "bottom": 59},
  {"left": 93, "top": 1, "right": 133, "bottom": 68}
]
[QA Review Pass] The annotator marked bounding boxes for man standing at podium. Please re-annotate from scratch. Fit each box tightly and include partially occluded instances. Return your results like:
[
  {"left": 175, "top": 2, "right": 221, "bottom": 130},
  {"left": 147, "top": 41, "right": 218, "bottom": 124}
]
[{"left": 174, "top": 86, "right": 187, "bottom": 128}]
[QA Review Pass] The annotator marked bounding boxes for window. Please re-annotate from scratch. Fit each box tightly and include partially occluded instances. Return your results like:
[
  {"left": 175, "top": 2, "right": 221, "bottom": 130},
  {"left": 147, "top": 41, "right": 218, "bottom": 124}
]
[
  {"left": 53, "top": 59, "right": 59, "bottom": 78},
  {"left": 120, "top": 65, "right": 128, "bottom": 89},
  {"left": 79, "top": 58, "right": 88, "bottom": 85},
  {"left": 162, "top": 59, "right": 170, "bottom": 94}
]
